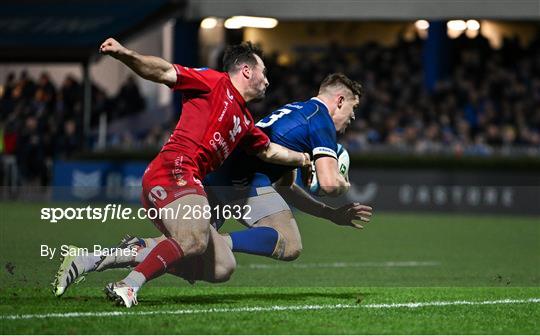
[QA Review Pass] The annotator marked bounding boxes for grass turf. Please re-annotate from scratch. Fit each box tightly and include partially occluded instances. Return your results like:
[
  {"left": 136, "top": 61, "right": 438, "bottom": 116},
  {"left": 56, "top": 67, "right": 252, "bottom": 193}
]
[{"left": 0, "top": 201, "right": 539, "bottom": 334}]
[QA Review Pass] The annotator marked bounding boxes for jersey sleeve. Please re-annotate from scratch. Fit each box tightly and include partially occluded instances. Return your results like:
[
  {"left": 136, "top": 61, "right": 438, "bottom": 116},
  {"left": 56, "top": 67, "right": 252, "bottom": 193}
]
[
  {"left": 239, "top": 123, "right": 271, "bottom": 154},
  {"left": 169, "top": 65, "right": 221, "bottom": 93},
  {"left": 308, "top": 113, "right": 338, "bottom": 159}
]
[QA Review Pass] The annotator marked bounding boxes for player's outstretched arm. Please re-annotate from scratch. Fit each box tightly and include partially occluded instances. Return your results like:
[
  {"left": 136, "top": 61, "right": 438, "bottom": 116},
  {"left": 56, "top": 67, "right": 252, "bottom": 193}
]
[
  {"left": 323, "top": 202, "right": 373, "bottom": 229},
  {"left": 257, "top": 142, "right": 311, "bottom": 167},
  {"left": 276, "top": 172, "right": 372, "bottom": 229},
  {"left": 275, "top": 171, "right": 331, "bottom": 218},
  {"left": 99, "top": 37, "right": 176, "bottom": 87}
]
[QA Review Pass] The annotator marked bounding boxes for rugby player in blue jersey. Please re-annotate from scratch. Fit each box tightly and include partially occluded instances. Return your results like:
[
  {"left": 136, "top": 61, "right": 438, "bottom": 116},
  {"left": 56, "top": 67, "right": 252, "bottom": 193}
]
[
  {"left": 53, "top": 74, "right": 372, "bottom": 294},
  {"left": 203, "top": 73, "right": 371, "bottom": 262}
]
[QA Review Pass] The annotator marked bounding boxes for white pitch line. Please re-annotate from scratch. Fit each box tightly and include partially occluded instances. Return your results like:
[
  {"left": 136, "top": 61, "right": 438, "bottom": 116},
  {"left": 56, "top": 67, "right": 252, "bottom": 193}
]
[
  {"left": 241, "top": 261, "right": 440, "bottom": 269},
  {"left": 103, "top": 261, "right": 440, "bottom": 272},
  {"left": 1, "top": 298, "right": 539, "bottom": 321},
  {"left": 363, "top": 298, "right": 540, "bottom": 309}
]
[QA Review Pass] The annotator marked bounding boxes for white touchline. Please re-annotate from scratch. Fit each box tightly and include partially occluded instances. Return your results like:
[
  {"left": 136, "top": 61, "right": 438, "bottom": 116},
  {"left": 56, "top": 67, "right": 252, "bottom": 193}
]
[
  {"left": 1, "top": 298, "right": 539, "bottom": 321},
  {"left": 241, "top": 261, "right": 441, "bottom": 269},
  {"left": 105, "top": 261, "right": 441, "bottom": 272}
]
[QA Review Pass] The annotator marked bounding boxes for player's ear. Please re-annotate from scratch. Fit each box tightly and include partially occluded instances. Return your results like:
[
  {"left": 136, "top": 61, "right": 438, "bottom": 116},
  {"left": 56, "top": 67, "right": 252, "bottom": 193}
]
[
  {"left": 337, "top": 95, "right": 345, "bottom": 108},
  {"left": 241, "top": 64, "right": 251, "bottom": 79}
]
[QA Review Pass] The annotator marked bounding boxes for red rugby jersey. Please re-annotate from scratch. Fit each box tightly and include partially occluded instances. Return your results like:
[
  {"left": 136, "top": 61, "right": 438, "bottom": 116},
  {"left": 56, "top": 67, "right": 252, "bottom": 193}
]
[{"left": 161, "top": 65, "right": 270, "bottom": 179}]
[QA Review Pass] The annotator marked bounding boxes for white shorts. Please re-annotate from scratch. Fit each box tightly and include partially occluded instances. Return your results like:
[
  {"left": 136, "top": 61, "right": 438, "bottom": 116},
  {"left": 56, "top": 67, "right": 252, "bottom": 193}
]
[{"left": 210, "top": 186, "right": 291, "bottom": 228}]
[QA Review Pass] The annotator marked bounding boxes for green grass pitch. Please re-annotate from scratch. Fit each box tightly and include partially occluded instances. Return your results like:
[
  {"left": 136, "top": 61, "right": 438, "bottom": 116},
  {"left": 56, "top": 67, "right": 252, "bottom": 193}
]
[{"left": 0, "top": 201, "right": 539, "bottom": 334}]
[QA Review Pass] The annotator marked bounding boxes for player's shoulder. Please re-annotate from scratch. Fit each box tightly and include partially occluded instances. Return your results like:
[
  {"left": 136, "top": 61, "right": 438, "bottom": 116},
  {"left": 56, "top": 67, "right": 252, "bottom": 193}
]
[
  {"left": 276, "top": 99, "right": 319, "bottom": 118},
  {"left": 179, "top": 65, "right": 224, "bottom": 79},
  {"left": 289, "top": 98, "right": 321, "bottom": 110},
  {"left": 305, "top": 98, "right": 332, "bottom": 123}
]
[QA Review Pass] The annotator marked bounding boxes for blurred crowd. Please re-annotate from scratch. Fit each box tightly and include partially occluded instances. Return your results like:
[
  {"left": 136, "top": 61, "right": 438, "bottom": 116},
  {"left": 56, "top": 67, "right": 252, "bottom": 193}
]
[
  {"left": 0, "top": 72, "right": 145, "bottom": 184},
  {"left": 251, "top": 32, "right": 540, "bottom": 156},
  {"left": 2, "top": 30, "right": 540, "bottom": 185}
]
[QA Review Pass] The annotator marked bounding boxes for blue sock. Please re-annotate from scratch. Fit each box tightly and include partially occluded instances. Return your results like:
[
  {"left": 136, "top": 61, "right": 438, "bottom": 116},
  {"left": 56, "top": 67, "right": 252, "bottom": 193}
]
[{"left": 229, "top": 227, "right": 279, "bottom": 257}]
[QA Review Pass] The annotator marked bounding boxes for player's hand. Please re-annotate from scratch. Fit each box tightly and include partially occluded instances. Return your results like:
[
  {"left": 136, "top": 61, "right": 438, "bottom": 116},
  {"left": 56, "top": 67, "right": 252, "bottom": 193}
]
[
  {"left": 300, "top": 162, "right": 314, "bottom": 187},
  {"left": 99, "top": 37, "right": 128, "bottom": 58},
  {"left": 327, "top": 202, "right": 372, "bottom": 229},
  {"left": 301, "top": 153, "right": 311, "bottom": 167}
]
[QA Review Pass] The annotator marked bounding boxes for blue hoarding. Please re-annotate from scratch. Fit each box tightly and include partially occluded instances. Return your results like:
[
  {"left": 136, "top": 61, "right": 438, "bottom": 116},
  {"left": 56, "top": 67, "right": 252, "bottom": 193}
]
[{"left": 52, "top": 160, "right": 147, "bottom": 202}]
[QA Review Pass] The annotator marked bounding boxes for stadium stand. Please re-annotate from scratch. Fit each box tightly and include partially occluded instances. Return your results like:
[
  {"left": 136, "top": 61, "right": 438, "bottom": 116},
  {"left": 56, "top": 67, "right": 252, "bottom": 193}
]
[
  {"left": 1, "top": 29, "right": 539, "bottom": 186},
  {"left": 252, "top": 32, "right": 540, "bottom": 157}
]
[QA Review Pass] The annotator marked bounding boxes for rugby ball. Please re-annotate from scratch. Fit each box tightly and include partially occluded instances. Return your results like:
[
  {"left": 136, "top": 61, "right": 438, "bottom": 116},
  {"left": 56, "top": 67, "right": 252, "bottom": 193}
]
[{"left": 309, "top": 144, "right": 350, "bottom": 196}]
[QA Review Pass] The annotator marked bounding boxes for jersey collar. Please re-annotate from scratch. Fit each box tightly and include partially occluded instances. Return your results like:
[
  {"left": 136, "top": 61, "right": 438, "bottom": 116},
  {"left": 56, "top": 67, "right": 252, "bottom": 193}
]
[{"left": 310, "top": 97, "right": 330, "bottom": 112}]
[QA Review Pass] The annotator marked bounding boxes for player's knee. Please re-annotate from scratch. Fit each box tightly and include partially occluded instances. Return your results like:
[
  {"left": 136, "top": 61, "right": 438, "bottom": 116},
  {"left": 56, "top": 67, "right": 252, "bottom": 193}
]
[
  {"left": 283, "top": 239, "right": 303, "bottom": 261},
  {"left": 213, "top": 257, "right": 236, "bottom": 283},
  {"left": 273, "top": 233, "right": 303, "bottom": 261}
]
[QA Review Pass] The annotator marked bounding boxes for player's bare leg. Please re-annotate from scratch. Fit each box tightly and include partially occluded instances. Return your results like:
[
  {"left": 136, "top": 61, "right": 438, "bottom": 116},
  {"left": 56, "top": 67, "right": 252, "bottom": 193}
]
[
  {"left": 168, "top": 225, "right": 236, "bottom": 283},
  {"left": 252, "top": 210, "right": 302, "bottom": 261},
  {"left": 221, "top": 209, "right": 302, "bottom": 261},
  {"left": 97, "top": 228, "right": 235, "bottom": 283},
  {"left": 97, "top": 225, "right": 235, "bottom": 283},
  {"left": 106, "top": 194, "right": 211, "bottom": 307},
  {"left": 220, "top": 183, "right": 372, "bottom": 263},
  {"left": 58, "top": 225, "right": 233, "bottom": 301},
  {"left": 161, "top": 194, "right": 211, "bottom": 255}
]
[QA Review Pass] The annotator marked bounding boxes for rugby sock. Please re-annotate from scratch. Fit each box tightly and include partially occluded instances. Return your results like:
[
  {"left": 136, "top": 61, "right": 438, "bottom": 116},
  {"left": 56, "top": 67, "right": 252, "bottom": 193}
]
[
  {"left": 134, "top": 237, "right": 159, "bottom": 263},
  {"left": 123, "top": 270, "right": 146, "bottom": 291},
  {"left": 134, "top": 247, "right": 153, "bottom": 263},
  {"left": 125, "top": 238, "right": 184, "bottom": 289},
  {"left": 229, "top": 227, "right": 279, "bottom": 257},
  {"left": 80, "top": 253, "right": 102, "bottom": 272},
  {"left": 142, "top": 237, "right": 158, "bottom": 249}
]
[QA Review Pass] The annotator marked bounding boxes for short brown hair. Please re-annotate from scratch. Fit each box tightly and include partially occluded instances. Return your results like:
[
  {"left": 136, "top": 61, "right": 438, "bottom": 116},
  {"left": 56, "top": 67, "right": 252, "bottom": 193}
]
[
  {"left": 319, "top": 73, "right": 363, "bottom": 99},
  {"left": 222, "top": 41, "right": 264, "bottom": 73}
]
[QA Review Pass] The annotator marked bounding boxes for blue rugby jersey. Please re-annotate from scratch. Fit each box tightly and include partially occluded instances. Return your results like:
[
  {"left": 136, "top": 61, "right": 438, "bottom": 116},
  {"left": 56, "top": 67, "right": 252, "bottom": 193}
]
[{"left": 204, "top": 97, "right": 337, "bottom": 197}]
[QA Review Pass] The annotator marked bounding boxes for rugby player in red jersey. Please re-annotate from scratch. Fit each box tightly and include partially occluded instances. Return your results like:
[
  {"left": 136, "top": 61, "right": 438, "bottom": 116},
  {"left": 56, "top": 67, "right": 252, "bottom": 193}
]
[{"left": 88, "top": 38, "right": 310, "bottom": 307}]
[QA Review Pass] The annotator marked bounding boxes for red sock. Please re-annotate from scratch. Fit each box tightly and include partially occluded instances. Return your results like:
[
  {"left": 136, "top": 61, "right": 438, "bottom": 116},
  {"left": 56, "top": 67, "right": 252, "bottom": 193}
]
[{"left": 134, "top": 238, "right": 184, "bottom": 281}]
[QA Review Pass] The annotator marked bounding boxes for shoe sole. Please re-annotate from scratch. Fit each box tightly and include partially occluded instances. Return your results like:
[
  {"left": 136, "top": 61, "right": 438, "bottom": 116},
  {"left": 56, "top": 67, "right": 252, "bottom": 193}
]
[{"left": 104, "top": 284, "right": 128, "bottom": 307}]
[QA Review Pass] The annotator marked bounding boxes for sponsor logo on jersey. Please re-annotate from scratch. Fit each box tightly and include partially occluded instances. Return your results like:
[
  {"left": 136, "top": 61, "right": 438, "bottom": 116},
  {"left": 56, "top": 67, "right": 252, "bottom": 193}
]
[
  {"left": 172, "top": 156, "right": 187, "bottom": 186},
  {"left": 209, "top": 131, "right": 231, "bottom": 162},
  {"left": 226, "top": 88, "right": 234, "bottom": 101},
  {"left": 218, "top": 88, "right": 235, "bottom": 122},
  {"left": 218, "top": 100, "right": 229, "bottom": 122},
  {"left": 175, "top": 177, "right": 187, "bottom": 186},
  {"left": 229, "top": 115, "right": 242, "bottom": 142},
  {"left": 243, "top": 114, "right": 251, "bottom": 126},
  {"left": 148, "top": 185, "right": 167, "bottom": 204},
  {"left": 286, "top": 103, "right": 303, "bottom": 109}
]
